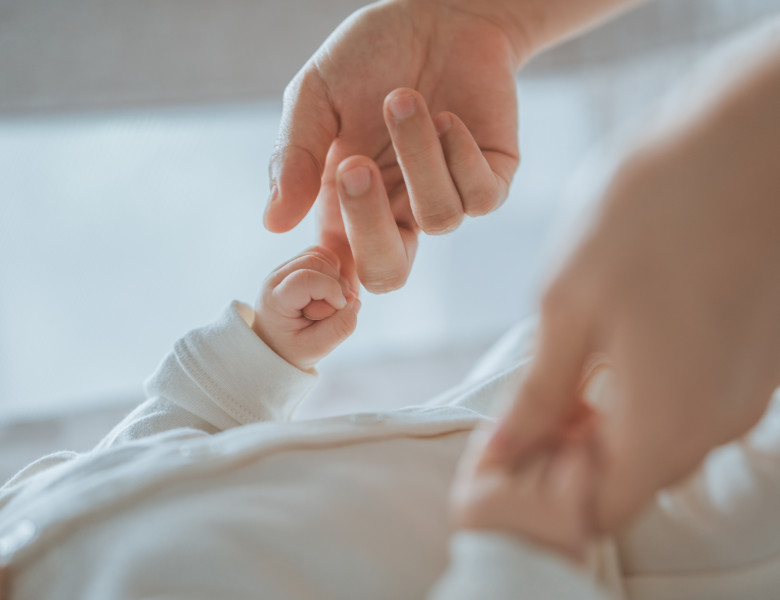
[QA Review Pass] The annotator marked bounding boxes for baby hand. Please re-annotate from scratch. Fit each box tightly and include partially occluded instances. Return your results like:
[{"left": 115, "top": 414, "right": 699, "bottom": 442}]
[
  {"left": 451, "top": 403, "right": 600, "bottom": 562},
  {"left": 253, "top": 247, "right": 361, "bottom": 371}
]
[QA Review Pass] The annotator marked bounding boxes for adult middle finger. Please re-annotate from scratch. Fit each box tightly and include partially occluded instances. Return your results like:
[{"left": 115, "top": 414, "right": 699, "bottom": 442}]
[{"left": 384, "top": 88, "right": 464, "bottom": 235}]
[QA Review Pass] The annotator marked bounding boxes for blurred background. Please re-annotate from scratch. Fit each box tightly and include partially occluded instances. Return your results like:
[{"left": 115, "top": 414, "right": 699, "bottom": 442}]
[{"left": 1, "top": 0, "right": 776, "bottom": 477}]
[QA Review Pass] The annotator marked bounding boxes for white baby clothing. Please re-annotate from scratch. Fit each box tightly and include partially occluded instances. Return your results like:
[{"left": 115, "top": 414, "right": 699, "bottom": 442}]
[{"left": 0, "top": 302, "right": 778, "bottom": 599}]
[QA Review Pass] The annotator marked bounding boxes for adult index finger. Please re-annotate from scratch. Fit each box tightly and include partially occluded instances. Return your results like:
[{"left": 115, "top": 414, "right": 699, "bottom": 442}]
[{"left": 337, "top": 156, "right": 418, "bottom": 293}]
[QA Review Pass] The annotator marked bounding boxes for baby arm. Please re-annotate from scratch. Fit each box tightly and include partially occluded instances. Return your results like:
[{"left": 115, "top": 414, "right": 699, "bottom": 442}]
[
  {"left": 252, "top": 246, "right": 361, "bottom": 371},
  {"left": 92, "top": 248, "right": 359, "bottom": 451},
  {"left": 4, "top": 248, "right": 360, "bottom": 492}
]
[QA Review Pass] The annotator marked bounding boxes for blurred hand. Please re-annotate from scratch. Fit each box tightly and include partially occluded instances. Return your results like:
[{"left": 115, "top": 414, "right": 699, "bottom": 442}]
[
  {"left": 253, "top": 247, "right": 360, "bottom": 371},
  {"left": 485, "top": 42, "right": 780, "bottom": 531},
  {"left": 453, "top": 401, "right": 600, "bottom": 562},
  {"left": 265, "top": 0, "right": 523, "bottom": 292}
]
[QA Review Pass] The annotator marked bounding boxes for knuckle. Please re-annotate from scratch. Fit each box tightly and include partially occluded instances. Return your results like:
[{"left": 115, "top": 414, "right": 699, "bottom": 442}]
[
  {"left": 399, "top": 136, "right": 442, "bottom": 162},
  {"left": 305, "top": 245, "right": 339, "bottom": 264},
  {"left": 462, "top": 172, "right": 508, "bottom": 217},
  {"left": 342, "top": 313, "right": 359, "bottom": 338},
  {"left": 417, "top": 207, "right": 463, "bottom": 235},
  {"left": 464, "top": 190, "right": 500, "bottom": 217},
  {"left": 478, "top": 171, "right": 512, "bottom": 215},
  {"left": 296, "top": 268, "right": 325, "bottom": 288},
  {"left": 286, "top": 269, "right": 310, "bottom": 287},
  {"left": 282, "top": 70, "right": 306, "bottom": 105},
  {"left": 332, "top": 312, "right": 358, "bottom": 341},
  {"left": 297, "top": 254, "right": 335, "bottom": 275},
  {"left": 287, "top": 142, "right": 325, "bottom": 175},
  {"left": 361, "top": 269, "right": 409, "bottom": 294}
]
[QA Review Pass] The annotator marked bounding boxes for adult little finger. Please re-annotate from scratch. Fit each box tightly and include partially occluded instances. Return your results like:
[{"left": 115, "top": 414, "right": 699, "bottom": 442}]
[{"left": 434, "top": 111, "right": 516, "bottom": 216}]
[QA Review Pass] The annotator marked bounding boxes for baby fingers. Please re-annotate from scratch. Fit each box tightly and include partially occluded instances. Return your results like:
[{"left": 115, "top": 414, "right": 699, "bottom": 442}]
[
  {"left": 267, "top": 247, "right": 341, "bottom": 288},
  {"left": 272, "top": 269, "right": 348, "bottom": 317},
  {"left": 304, "top": 296, "right": 361, "bottom": 351}
]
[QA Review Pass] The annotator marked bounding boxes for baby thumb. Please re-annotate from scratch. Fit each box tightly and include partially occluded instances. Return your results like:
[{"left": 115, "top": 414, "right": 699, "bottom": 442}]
[{"left": 309, "top": 297, "right": 362, "bottom": 351}]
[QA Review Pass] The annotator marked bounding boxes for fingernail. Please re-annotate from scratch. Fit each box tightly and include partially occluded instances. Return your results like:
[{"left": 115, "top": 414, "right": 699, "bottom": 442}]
[
  {"left": 341, "top": 165, "right": 372, "bottom": 197},
  {"left": 268, "top": 184, "right": 279, "bottom": 206},
  {"left": 434, "top": 113, "right": 452, "bottom": 136},
  {"left": 263, "top": 185, "right": 279, "bottom": 227},
  {"left": 388, "top": 93, "right": 416, "bottom": 121}
]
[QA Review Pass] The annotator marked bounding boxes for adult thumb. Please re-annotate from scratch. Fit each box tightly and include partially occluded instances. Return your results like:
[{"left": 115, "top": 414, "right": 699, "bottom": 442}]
[
  {"left": 483, "top": 295, "right": 593, "bottom": 467},
  {"left": 265, "top": 68, "right": 339, "bottom": 233}
]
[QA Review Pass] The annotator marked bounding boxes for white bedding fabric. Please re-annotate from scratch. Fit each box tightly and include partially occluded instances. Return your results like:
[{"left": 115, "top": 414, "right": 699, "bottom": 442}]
[{"left": 0, "top": 302, "right": 779, "bottom": 599}]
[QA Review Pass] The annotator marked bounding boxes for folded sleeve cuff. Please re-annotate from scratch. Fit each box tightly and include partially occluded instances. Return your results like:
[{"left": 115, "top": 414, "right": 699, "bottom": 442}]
[
  {"left": 144, "top": 301, "right": 317, "bottom": 431},
  {"left": 429, "top": 531, "right": 610, "bottom": 600}
]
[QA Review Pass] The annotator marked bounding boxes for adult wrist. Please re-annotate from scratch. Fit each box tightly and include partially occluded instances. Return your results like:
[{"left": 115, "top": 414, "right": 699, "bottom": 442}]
[
  {"left": 406, "top": 0, "right": 649, "bottom": 63},
  {"left": 401, "top": 0, "right": 541, "bottom": 68},
  {"left": 453, "top": 0, "right": 541, "bottom": 64}
]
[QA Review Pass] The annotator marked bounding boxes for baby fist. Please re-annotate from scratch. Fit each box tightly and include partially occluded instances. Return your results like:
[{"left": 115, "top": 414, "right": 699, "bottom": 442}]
[{"left": 253, "top": 247, "right": 360, "bottom": 370}]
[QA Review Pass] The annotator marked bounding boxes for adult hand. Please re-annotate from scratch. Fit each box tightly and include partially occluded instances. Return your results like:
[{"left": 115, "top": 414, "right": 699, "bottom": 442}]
[
  {"left": 485, "top": 39, "right": 780, "bottom": 531},
  {"left": 264, "top": 0, "right": 524, "bottom": 292},
  {"left": 452, "top": 403, "right": 600, "bottom": 562}
]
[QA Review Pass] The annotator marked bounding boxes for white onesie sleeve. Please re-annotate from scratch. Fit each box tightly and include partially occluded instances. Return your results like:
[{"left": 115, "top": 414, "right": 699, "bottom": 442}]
[
  {"left": 3, "top": 301, "right": 316, "bottom": 489},
  {"left": 95, "top": 300, "right": 317, "bottom": 448},
  {"left": 429, "top": 532, "right": 612, "bottom": 600}
]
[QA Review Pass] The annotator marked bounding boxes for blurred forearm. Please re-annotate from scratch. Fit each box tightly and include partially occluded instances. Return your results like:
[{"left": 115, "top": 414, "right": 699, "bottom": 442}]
[
  {"left": 435, "top": 0, "right": 650, "bottom": 61},
  {"left": 522, "top": 0, "right": 649, "bottom": 54}
]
